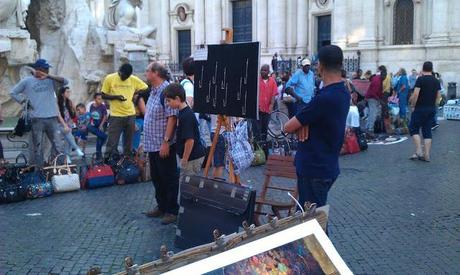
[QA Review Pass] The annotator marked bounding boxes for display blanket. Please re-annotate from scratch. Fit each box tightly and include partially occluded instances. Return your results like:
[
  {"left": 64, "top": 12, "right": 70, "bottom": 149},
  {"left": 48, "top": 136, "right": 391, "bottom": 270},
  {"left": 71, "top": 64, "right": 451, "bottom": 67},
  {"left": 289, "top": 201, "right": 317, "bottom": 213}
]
[{"left": 193, "top": 42, "right": 260, "bottom": 119}]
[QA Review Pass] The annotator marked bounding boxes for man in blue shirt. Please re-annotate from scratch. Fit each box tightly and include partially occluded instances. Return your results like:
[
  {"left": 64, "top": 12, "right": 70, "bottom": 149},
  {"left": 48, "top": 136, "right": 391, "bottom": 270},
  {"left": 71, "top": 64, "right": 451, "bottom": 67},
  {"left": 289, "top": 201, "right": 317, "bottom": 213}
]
[
  {"left": 284, "top": 45, "right": 350, "bottom": 209},
  {"left": 286, "top": 58, "right": 316, "bottom": 108}
]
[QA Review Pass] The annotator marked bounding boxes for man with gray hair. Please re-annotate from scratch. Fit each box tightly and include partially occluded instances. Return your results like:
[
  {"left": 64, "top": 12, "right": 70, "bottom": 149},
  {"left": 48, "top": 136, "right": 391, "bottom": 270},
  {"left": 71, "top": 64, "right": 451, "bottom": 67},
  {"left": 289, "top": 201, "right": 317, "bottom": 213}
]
[
  {"left": 10, "top": 59, "right": 67, "bottom": 167},
  {"left": 143, "top": 62, "right": 179, "bottom": 225}
]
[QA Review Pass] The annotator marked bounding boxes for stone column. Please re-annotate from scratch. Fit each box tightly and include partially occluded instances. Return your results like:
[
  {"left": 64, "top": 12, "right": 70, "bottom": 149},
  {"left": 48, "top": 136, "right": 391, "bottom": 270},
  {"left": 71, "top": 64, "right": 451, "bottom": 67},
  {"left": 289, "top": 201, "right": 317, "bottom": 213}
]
[
  {"left": 255, "top": 0, "right": 268, "bottom": 52},
  {"left": 194, "top": 0, "right": 205, "bottom": 46},
  {"left": 332, "top": 0, "right": 347, "bottom": 48},
  {"left": 159, "top": 0, "right": 171, "bottom": 60},
  {"left": 296, "top": 0, "right": 308, "bottom": 55},
  {"left": 205, "top": 0, "right": 222, "bottom": 44},
  {"left": 359, "top": 0, "right": 377, "bottom": 47},
  {"left": 267, "top": 0, "right": 286, "bottom": 52},
  {"left": 286, "top": 0, "right": 297, "bottom": 54},
  {"left": 427, "top": 0, "right": 449, "bottom": 44}
]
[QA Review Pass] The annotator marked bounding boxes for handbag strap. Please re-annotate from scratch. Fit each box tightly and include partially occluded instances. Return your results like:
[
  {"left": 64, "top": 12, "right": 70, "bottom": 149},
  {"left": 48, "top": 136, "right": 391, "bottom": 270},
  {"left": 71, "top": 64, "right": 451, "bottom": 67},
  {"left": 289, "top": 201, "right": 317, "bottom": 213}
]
[
  {"left": 53, "top": 154, "right": 70, "bottom": 174},
  {"left": 15, "top": 153, "right": 28, "bottom": 165}
]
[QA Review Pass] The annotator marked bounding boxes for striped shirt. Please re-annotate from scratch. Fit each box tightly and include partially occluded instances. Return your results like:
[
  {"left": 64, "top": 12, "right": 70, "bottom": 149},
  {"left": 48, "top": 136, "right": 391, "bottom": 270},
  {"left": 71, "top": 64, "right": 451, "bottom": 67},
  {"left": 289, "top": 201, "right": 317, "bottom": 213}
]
[{"left": 143, "top": 81, "right": 178, "bottom": 152}]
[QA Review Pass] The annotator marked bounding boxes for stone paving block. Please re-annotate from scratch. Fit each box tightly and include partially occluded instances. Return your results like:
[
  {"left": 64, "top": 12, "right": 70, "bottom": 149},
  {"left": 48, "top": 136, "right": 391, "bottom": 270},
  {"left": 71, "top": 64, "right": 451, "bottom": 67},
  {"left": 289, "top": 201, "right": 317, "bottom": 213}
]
[{"left": 0, "top": 121, "right": 459, "bottom": 273}]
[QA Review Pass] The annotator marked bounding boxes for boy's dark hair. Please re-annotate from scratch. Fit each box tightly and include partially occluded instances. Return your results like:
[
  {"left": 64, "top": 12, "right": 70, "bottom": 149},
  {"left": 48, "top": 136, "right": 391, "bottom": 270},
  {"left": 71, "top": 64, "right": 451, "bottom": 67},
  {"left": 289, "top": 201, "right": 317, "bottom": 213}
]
[
  {"left": 423, "top": 61, "right": 433, "bottom": 72},
  {"left": 163, "top": 83, "right": 186, "bottom": 102},
  {"left": 93, "top": 92, "right": 103, "bottom": 99},
  {"left": 182, "top": 57, "right": 194, "bottom": 76},
  {"left": 76, "top": 103, "right": 86, "bottom": 109},
  {"left": 119, "top": 63, "right": 133, "bottom": 77},
  {"left": 318, "top": 45, "right": 343, "bottom": 72}
]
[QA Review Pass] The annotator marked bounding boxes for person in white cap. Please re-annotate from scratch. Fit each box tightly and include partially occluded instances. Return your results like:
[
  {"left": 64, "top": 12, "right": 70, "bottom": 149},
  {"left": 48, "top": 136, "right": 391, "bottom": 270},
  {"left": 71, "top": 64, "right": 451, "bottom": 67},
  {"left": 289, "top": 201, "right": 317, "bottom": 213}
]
[{"left": 286, "top": 58, "right": 316, "bottom": 112}]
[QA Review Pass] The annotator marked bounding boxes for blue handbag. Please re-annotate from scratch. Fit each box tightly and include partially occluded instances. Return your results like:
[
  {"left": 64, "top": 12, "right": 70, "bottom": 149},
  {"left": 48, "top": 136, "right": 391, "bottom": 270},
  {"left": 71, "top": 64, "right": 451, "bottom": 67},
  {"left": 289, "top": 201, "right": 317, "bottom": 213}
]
[
  {"left": 115, "top": 157, "right": 140, "bottom": 185},
  {"left": 19, "top": 169, "right": 53, "bottom": 199}
]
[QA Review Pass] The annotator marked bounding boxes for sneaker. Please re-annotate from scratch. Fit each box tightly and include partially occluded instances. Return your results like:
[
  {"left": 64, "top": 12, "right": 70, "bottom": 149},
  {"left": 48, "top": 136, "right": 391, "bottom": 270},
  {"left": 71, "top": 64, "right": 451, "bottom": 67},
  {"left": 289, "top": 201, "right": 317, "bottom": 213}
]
[
  {"left": 431, "top": 124, "right": 440, "bottom": 131},
  {"left": 144, "top": 207, "right": 163, "bottom": 218},
  {"left": 161, "top": 213, "right": 177, "bottom": 225},
  {"left": 76, "top": 148, "right": 85, "bottom": 157}
]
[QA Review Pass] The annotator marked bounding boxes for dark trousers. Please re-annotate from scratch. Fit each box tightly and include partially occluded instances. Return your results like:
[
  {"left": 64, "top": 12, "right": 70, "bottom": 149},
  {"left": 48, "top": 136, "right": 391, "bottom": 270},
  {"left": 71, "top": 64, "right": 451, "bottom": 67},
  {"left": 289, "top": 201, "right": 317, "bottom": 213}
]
[
  {"left": 149, "top": 145, "right": 179, "bottom": 215},
  {"left": 297, "top": 176, "right": 337, "bottom": 208},
  {"left": 87, "top": 125, "right": 108, "bottom": 154},
  {"left": 105, "top": 116, "right": 135, "bottom": 156},
  {"left": 252, "top": 111, "right": 271, "bottom": 142}
]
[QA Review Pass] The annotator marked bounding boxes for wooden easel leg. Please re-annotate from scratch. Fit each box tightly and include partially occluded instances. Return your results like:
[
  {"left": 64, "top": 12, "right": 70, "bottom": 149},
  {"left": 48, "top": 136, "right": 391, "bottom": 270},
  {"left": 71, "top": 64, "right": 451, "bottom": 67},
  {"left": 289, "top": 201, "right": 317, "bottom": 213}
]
[{"left": 203, "top": 117, "right": 222, "bottom": 178}]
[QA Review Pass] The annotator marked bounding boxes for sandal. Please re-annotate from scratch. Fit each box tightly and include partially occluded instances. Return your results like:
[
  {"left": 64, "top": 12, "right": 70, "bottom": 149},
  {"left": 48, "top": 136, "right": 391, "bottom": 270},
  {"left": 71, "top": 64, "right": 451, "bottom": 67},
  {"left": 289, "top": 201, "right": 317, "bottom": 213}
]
[{"left": 409, "top": 154, "right": 422, "bottom": 160}]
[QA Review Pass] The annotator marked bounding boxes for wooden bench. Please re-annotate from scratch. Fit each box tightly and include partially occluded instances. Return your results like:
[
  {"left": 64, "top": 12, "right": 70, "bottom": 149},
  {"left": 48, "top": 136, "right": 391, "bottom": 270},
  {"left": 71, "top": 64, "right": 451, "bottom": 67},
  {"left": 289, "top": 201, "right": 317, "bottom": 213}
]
[{"left": 254, "top": 155, "right": 298, "bottom": 225}]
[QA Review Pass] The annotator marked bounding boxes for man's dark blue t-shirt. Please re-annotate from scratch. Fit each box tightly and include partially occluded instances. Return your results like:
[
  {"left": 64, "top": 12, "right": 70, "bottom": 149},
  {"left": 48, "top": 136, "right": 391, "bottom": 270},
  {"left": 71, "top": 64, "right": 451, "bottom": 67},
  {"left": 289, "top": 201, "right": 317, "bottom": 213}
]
[{"left": 295, "top": 81, "right": 350, "bottom": 179}]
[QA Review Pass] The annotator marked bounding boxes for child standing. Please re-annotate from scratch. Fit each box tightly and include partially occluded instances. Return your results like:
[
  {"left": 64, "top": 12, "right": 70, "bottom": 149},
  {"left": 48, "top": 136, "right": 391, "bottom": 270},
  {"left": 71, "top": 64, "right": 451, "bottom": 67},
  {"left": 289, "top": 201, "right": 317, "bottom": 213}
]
[
  {"left": 163, "top": 83, "right": 206, "bottom": 178},
  {"left": 88, "top": 93, "right": 108, "bottom": 158}
]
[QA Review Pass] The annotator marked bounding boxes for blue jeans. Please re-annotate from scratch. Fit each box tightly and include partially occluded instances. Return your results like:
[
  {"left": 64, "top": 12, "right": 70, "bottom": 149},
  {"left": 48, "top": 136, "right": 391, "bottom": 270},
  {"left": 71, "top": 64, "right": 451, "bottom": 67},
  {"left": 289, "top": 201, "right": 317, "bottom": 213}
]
[
  {"left": 399, "top": 92, "right": 408, "bottom": 119},
  {"left": 297, "top": 176, "right": 336, "bottom": 208},
  {"left": 87, "top": 124, "right": 108, "bottom": 153},
  {"left": 132, "top": 118, "right": 144, "bottom": 150}
]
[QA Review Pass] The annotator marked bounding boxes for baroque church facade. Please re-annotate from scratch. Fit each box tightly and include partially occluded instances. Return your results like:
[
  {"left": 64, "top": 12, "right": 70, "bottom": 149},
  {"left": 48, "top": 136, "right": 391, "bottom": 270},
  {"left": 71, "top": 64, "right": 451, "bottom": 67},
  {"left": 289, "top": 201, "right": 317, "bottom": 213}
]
[{"left": 89, "top": 0, "right": 460, "bottom": 87}]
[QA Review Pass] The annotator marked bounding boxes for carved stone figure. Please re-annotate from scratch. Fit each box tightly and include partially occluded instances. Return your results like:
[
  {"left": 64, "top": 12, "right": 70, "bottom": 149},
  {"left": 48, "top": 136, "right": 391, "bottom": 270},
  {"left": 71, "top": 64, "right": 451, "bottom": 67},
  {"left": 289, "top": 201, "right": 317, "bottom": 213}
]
[
  {"left": 103, "top": 0, "right": 155, "bottom": 38},
  {"left": 0, "top": 0, "right": 30, "bottom": 29}
]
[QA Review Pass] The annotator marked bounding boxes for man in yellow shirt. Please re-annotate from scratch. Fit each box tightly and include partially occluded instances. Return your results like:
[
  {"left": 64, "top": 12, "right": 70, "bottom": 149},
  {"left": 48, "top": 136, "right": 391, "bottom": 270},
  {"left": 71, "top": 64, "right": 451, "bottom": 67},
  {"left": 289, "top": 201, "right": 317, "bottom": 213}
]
[{"left": 102, "top": 63, "right": 148, "bottom": 157}]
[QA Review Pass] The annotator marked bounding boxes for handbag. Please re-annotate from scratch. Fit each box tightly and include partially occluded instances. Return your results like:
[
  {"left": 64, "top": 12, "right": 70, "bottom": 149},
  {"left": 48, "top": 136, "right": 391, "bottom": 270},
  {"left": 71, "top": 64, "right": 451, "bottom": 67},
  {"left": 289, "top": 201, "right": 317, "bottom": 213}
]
[
  {"left": 82, "top": 154, "right": 115, "bottom": 189},
  {"left": 353, "top": 127, "right": 368, "bottom": 151},
  {"left": 223, "top": 121, "right": 254, "bottom": 174},
  {"left": 114, "top": 156, "right": 140, "bottom": 185},
  {"left": 0, "top": 154, "right": 36, "bottom": 203},
  {"left": 341, "top": 128, "right": 361, "bottom": 155},
  {"left": 251, "top": 143, "right": 266, "bottom": 166},
  {"left": 50, "top": 154, "right": 80, "bottom": 193},
  {"left": 19, "top": 169, "right": 53, "bottom": 199},
  {"left": 13, "top": 100, "right": 32, "bottom": 137}
]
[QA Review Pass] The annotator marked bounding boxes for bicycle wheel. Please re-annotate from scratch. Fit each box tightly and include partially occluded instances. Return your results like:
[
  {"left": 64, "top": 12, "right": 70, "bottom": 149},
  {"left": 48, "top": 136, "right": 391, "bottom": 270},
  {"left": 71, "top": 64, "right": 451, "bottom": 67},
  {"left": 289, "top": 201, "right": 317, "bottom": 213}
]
[{"left": 268, "top": 111, "right": 290, "bottom": 139}]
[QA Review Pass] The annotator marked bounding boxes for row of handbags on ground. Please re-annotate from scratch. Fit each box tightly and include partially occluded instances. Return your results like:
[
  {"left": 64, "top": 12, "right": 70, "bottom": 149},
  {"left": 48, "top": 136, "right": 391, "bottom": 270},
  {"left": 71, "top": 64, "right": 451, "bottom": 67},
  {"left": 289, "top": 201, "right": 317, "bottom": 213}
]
[{"left": 0, "top": 151, "right": 145, "bottom": 204}]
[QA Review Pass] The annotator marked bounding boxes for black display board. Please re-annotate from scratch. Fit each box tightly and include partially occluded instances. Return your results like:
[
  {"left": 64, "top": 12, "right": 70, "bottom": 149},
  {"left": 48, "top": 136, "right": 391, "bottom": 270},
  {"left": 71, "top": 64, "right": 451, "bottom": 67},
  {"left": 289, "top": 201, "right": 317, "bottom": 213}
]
[{"left": 193, "top": 42, "right": 260, "bottom": 119}]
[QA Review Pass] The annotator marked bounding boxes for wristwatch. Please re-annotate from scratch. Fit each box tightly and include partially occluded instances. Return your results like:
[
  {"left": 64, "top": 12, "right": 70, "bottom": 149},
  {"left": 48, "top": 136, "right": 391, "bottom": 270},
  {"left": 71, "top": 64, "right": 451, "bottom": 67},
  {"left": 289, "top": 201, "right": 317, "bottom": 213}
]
[{"left": 163, "top": 137, "right": 170, "bottom": 144}]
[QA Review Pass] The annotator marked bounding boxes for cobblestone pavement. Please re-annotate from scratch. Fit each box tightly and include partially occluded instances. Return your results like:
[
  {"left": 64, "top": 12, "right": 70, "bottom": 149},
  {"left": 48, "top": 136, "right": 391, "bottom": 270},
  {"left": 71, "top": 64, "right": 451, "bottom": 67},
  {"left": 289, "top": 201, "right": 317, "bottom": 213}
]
[{"left": 1, "top": 120, "right": 459, "bottom": 274}]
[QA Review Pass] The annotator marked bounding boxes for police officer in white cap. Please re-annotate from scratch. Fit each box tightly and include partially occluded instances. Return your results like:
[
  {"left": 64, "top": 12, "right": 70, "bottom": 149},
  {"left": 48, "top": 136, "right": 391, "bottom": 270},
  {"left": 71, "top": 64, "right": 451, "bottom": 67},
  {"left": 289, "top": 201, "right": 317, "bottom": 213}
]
[{"left": 286, "top": 58, "right": 316, "bottom": 112}]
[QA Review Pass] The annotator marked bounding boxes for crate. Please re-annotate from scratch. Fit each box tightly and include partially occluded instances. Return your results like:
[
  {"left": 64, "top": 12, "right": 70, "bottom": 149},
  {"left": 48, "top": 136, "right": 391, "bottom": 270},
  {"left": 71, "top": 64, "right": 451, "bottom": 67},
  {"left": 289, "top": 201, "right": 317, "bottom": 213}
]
[{"left": 444, "top": 104, "right": 460, "bottom": 120}]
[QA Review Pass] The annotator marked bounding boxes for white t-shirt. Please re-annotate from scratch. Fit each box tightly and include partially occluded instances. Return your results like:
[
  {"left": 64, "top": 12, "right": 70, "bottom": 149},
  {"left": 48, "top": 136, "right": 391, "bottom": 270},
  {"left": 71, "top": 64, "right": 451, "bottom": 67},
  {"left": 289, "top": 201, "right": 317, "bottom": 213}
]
[{"left": 181, "top": 78, "right": 194, "bottom": 100}]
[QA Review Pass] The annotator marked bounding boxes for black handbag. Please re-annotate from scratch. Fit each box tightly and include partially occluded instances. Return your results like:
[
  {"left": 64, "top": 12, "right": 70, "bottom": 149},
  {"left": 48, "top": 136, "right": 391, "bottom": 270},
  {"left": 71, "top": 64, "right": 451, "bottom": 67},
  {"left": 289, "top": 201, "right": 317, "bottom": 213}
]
[
  {"left": 13, "top": 101, "right": 32, "bottom": 137},
  {"left": 0, "top": 154, "right": 29, "bottom": 204},
  {"left": 175, "top": 176, "right": 256, "bottom": 249}
]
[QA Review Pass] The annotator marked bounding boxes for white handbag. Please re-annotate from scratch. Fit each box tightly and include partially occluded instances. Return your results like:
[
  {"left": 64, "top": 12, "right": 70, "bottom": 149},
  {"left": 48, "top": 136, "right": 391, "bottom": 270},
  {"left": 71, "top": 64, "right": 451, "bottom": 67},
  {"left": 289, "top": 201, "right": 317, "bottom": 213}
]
[{"left": 50, "top": 154, "right": 80, "bottom": 193}]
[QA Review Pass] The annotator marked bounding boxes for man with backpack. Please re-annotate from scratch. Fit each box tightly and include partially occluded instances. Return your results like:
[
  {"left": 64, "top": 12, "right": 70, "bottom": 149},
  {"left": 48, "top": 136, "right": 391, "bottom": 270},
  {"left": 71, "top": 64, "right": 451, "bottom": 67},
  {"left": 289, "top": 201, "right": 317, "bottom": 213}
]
[{"left": 143, "top": 62, "right": 179, "bottom": 225}]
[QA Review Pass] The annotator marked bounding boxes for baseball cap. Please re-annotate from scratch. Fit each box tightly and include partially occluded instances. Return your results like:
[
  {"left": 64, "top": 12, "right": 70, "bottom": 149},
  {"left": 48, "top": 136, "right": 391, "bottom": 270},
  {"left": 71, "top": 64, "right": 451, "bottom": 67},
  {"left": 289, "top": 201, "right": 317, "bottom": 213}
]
[
  {"left": 301, "top": 58, "right": 311, "bottom": 66},
  {"left": 33, "top": 59, "right": 52, "bottom": 69}
]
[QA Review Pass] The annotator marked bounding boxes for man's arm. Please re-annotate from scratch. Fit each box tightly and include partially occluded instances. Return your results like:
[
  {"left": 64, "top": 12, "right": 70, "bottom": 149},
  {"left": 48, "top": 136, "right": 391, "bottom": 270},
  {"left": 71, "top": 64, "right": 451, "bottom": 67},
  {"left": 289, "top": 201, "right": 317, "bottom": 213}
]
[
  {"left": 409, "top": 87, "right": 420, "bottom": 109},
  {"left": 102, "top": 92, "right": 126, "bottom": 101},
  {"left": 10, "top": 79, "right": 27, "bottom": 103},
  {"left": 285, "top": 71, "right": 299, "bottom": 89},
  {"left": 159, "top": 116, "right": 177, "bottom": 158}
]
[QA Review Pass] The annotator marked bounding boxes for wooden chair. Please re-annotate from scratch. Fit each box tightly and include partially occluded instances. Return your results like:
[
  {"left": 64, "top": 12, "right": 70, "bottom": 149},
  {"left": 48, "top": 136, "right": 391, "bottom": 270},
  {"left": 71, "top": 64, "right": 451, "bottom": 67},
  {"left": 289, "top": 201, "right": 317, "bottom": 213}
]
[{"left": 254, "top": 155, "right": 298, "bottom": 225}]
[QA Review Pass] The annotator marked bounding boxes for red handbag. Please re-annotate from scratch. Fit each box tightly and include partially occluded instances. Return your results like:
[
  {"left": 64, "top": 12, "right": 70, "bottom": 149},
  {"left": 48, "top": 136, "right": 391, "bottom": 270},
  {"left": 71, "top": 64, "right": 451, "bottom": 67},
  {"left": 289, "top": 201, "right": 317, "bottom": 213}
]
[
  {"left": 341, "top": 129, "right": 361, "bottom": 155},
  {"left": 81, "top": 156, "right": 115, "bottom": 189}
]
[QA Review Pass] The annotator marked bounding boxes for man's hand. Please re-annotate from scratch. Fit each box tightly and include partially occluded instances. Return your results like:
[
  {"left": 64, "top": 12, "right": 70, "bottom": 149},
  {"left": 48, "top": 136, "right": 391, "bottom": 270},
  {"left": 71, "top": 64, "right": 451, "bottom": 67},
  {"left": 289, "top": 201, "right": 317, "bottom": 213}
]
[
  {"left": 34, "top": 70, "right": 48, "bottom": 80},
  {"left": 117, "top": 95, "right": 127, "bottom": 101},
  {"left": 296, "top": 126, "right": 309, "bottom": 142},
  {"left": 159, "top": 142, "right": 170, "bottom": 158}
]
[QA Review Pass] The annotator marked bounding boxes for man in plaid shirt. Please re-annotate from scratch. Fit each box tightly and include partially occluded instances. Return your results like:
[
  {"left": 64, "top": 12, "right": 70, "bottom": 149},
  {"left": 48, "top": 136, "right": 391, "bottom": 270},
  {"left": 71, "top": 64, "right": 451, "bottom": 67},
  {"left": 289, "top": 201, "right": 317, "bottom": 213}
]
[{"left": 143, "top": 62, "right": 179, "bottom": 225}]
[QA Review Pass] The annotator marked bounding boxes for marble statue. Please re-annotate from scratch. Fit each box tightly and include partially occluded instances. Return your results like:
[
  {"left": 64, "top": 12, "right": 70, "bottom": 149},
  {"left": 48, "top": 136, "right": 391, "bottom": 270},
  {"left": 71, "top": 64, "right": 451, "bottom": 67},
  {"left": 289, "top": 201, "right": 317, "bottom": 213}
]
[
  {"left": 103, "top": 0, "right": 156, "bottom": 38},
  {"left": 0, "top": 0, "right": 30, "bottom": 29}
]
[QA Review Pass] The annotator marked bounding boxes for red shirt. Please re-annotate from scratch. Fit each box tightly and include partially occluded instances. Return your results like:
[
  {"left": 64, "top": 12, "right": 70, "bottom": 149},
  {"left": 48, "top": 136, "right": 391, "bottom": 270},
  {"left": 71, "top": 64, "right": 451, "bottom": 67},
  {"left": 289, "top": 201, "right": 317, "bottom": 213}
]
[
  {"left": 259, "top": 77, "right": 278, "bottom": 113},
  {"left": 365, "top": 75, "right": 383, "bottom": 100}
]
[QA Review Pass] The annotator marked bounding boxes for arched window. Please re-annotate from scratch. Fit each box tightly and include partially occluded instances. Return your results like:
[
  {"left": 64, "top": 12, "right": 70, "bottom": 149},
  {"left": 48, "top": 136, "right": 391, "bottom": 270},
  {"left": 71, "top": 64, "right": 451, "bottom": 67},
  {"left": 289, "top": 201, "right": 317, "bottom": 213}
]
[{"left": 393, "top": 0, "right": 414, "bottom": 45}]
